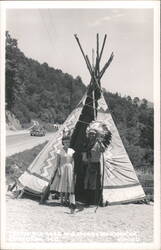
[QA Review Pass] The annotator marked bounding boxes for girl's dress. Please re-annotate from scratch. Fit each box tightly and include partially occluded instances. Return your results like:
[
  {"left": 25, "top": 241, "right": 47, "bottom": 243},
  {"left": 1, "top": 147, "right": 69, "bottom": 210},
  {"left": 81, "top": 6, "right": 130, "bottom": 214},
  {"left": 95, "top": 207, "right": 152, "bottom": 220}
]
[{"left": 51, "top": 147, "right": 75, "bottom": 194}]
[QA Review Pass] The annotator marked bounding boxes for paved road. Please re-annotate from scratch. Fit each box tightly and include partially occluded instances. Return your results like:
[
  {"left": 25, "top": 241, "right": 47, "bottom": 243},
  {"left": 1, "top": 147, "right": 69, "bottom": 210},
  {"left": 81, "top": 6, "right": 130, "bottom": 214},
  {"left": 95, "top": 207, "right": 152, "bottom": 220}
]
[{"left": 6, "top": 132, "right": 55, "bottom": 157}]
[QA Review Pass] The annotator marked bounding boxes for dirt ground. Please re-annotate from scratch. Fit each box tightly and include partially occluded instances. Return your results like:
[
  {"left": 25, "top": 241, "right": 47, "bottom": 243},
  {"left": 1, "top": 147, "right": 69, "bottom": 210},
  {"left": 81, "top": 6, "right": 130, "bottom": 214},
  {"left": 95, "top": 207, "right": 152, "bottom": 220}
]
[{"left": 5, "top": 191, "right": 153, "bottom": 244}]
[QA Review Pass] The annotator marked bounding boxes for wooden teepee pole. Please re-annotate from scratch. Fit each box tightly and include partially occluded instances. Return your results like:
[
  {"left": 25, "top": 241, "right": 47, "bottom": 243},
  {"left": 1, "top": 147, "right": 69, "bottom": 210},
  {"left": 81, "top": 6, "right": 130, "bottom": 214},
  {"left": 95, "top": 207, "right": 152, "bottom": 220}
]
[
  {"left": 100, "top": 52, "right": 114, "bottom": 79},
  {"left": 74, "top": 34, "right": 93, "bottom": 77},
  {"left": 96, "top": 33, "right": 100, "bottom": 75},
  {"left": 92, "top": 48, "right": 95, "bottom": 70},
  {"left": 99, "top": 34, "right": 107, "bottom": 63},
  {"left": 92, "top": 48, "right": 96, "bottom": 120}
]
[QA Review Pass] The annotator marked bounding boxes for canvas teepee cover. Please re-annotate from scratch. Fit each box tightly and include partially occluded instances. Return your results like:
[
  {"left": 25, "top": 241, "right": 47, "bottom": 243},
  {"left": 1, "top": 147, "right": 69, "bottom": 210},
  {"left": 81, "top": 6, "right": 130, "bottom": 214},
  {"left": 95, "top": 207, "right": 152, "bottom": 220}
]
[
  {"left": 97, "top": 94, "right": 145, "bottom": 204},
  {"left": 17, "top": 34, "right": 145, "bottom": 204}
]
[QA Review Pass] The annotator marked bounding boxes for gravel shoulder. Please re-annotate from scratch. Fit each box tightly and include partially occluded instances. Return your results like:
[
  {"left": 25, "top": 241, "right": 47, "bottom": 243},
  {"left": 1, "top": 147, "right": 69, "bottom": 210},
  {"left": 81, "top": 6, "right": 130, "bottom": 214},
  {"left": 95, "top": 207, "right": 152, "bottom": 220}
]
[{"left": 5, "top": 192, "right": 153, "bottom": 244}]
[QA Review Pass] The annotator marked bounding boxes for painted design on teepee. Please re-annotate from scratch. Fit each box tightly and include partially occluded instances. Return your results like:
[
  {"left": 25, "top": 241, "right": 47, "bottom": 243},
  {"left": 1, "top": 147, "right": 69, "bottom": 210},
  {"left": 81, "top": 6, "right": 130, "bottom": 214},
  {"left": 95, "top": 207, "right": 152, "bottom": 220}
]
[
  {"left": 40, "top": 146, "right": 57, "bottom": 178},
  {"left": 18, "top": 97, "right": 84, "bottom": 193}
]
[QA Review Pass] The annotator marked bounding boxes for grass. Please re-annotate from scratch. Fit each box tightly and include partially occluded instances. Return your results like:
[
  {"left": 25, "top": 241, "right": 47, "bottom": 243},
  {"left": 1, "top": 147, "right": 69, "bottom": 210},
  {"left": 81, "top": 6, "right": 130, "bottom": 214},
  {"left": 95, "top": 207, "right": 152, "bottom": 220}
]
[
  {"left": 6, "top": 142, "right": 47, "bottom": 184},
  {"left": 137, "top": 169, "right": 153, "bottom": 187}
]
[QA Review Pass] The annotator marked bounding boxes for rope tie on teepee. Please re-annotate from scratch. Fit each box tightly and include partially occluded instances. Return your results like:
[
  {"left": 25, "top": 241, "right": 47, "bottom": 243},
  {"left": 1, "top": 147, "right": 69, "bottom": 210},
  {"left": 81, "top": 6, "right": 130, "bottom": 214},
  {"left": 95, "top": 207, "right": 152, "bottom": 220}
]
[{"left": 77, "top": 120, "right": 91, "bottom": 125}]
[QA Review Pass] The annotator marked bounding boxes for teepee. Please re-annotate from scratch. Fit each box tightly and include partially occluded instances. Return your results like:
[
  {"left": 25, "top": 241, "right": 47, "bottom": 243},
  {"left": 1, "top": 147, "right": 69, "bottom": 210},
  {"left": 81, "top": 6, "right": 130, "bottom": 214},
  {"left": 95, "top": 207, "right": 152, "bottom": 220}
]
[{"left": 16, "top": 34, "right": 146, "bottom": 204}]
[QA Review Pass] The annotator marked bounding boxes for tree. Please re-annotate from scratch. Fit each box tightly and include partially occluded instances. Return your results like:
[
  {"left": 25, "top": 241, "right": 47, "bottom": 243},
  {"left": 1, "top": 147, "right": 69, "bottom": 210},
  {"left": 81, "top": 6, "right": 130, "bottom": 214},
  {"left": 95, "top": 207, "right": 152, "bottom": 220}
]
[
  {"left": 5, "top": 32, "right": 86, "bottom": 124},
  {"left": 126, "top": 95, "right": 132, "bottom": 103},
  {"left": 133, "top": 97, "right": 140, "bottom": 106},
  {"left": 140, "top": 98, "right": 148, "bottom": 109},
  {"left": 5, "top": 31, "right": 18, "bottom": 110}
]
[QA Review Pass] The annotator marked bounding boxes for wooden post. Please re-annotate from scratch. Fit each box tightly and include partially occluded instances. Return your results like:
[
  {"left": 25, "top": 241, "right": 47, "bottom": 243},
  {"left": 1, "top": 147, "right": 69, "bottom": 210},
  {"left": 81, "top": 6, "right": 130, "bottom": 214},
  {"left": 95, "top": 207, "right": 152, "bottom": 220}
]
[
  {"left": 100, "top": 52, "right": 114, "bottom": 79},
  {"left": 96, "top": 33, "right": 99, "bottom": 73},
  {"left": 99, "top": 34, "right": 107, "bottom": 63},
  {"left": 96, "top": 33, "right": 100, "bottom": 86},
  {"left": 74, "top": 34, "right": 93, "bottom": 78},
  {"left": 92, "top": 48, "right": 95, "bottom": 70},
  {"left": 85, "top": 55, "right": 93, "bottom": 76}
]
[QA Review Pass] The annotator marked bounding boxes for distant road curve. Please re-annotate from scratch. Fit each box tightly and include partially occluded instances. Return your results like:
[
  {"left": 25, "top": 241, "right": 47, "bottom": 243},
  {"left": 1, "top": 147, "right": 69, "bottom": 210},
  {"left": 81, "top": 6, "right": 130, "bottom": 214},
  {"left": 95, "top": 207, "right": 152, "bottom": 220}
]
[{"left": 6, "top": 131, "right": 56, "bottom": 157}]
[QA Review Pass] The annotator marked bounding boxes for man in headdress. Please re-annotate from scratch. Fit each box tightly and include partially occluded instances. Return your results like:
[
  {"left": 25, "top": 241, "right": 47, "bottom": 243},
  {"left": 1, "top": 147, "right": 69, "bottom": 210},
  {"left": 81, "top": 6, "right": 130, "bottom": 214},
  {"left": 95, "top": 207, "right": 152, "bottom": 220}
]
[{"left": 74, "top": 121, "right": 112, "bottom": 206}]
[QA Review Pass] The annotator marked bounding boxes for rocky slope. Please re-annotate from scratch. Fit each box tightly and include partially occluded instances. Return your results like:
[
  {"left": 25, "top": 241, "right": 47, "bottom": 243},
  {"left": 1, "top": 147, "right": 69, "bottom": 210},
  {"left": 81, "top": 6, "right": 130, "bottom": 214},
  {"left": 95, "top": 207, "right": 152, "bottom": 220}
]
[{"left": 6, "top": 110, "right": 22, "bottom": 131}]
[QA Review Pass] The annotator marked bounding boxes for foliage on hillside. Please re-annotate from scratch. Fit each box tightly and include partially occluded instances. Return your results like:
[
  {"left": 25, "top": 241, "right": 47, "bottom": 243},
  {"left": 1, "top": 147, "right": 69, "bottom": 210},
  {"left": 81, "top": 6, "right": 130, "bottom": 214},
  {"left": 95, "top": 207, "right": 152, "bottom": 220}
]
[
  {"left": 5, "top": 32, "right": 153, "bottom": 173},
  {"left": 5, "top": 31, "right": 86, "bottom": 124},
  {"left": 104, "top": 91, "right": 153, "bottom": 173}
]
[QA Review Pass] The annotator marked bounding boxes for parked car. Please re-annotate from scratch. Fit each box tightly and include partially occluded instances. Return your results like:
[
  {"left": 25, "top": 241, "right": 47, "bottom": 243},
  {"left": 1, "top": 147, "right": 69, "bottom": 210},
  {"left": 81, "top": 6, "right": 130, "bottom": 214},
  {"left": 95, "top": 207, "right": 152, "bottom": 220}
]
[{"left": 30, "top": 126, "right": 46, "bottom": 136}]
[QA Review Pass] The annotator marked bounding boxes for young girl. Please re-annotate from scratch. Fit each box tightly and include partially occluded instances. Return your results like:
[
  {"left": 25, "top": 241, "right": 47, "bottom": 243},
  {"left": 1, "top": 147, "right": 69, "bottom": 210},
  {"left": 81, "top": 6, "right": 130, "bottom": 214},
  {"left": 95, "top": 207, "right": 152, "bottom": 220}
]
[{"left": 52, "top": 132, "right": 76, "bottom": 213}]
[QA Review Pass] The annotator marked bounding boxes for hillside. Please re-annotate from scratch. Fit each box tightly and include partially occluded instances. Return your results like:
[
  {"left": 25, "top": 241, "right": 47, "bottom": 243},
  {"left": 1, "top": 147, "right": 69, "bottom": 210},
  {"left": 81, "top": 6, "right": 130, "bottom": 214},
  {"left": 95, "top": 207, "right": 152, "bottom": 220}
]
[{"left": 5, "top": 31, "right": 86, "bottom": 125}]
